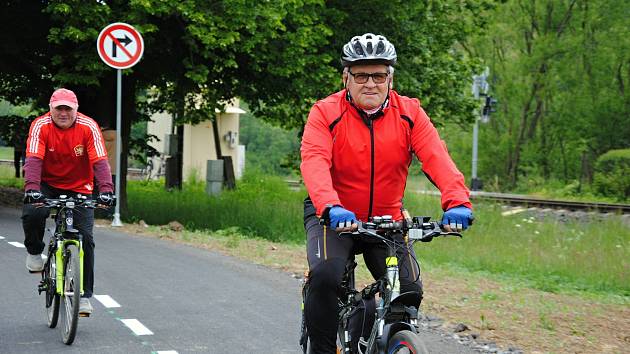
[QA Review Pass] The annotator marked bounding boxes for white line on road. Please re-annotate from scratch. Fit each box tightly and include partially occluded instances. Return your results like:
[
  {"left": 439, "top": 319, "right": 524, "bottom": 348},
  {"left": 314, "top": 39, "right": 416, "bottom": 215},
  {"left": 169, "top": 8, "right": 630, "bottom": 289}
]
[
  {"left": 94, "top": 294, "right": 121, "bottom": 308},
  {"left": 0, "top": 236, "right": 5, "bottom": 240},
  {"left": 120, "top": 319, "right": 154, "bottom": 335},
  {"left": 157, "top": 351, "right": 179, "bottom": 354},
  {"left": 8, "top": 242, "right": 25, "bottom": 248}
]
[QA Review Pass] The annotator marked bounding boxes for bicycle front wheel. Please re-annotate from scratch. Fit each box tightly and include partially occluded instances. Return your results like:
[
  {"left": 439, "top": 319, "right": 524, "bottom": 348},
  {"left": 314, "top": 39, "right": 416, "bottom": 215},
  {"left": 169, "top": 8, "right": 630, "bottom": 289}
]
[
  {"left": 387, "top": 330, "right": 429, "bottom": 354},
  {"left": 44, "top": 251, "right": 60, "bottom": 328},
  {"left": 61, "top": 244, "right": 81, "bottom": 345}
]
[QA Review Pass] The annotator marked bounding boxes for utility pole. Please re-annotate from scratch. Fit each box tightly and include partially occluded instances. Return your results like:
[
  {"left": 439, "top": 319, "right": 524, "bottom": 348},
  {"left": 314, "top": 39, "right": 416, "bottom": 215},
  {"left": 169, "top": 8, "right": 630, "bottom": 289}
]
[{"left": 471, "top": 68, "right": 489, "bottom": 191}]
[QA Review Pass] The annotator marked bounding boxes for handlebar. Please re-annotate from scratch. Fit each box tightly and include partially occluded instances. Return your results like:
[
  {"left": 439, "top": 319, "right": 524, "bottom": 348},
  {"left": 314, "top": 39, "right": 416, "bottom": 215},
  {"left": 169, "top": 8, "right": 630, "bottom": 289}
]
[
  {"left": 342, "top": 215, "right": 462, "bottom": 242},
  {"left": 38, "top": 195, "right": 103, "bottom": 210}
]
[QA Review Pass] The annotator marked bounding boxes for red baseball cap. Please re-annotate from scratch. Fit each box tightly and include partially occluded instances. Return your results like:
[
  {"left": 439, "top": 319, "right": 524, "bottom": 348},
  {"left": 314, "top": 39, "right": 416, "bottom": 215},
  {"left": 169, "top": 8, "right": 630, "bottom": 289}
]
[{"left": 49, "top": 88, "right": 78, "bottom": 110}]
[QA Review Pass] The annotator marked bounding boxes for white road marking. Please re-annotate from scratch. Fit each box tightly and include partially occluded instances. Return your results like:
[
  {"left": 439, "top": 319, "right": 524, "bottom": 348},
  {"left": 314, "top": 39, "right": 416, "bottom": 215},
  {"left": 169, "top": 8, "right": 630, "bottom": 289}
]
[
  {"left": 120, "top": 319, "right": 154, "bottom": 335},
  {"left": 157, "top": 351, "right": 179, "bottom": 354},
  {"left": 501, "top": 207, "right": 526, "bottom": 216},
  {"left": 0, "top": 236, "right": 5, "bottom": 240},
  {"left": 94, "top": 294, "right": 121, "bottom": 308},
  {"left": 8, "top": 242, "right": 25, "bottom": 248}
]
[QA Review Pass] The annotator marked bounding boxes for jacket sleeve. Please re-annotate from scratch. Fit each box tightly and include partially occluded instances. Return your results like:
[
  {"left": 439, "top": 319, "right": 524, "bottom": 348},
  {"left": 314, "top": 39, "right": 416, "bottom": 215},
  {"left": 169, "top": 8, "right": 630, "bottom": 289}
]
[
  {"left": 300, "top": 104, "right": 342, "bottom": 216},
  {"left": 410, "top": 104, "right": 472, "bottom": 211}
]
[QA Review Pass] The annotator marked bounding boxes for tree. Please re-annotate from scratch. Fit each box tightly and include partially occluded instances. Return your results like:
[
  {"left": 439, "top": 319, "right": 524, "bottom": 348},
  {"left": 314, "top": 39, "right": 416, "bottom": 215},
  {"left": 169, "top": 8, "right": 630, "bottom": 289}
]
[
  {"left": 0, "top": 0, "right": 492, "bottom": 210},
  {"left": 468, "top": 0, "right": 630, "bottom": 190}
]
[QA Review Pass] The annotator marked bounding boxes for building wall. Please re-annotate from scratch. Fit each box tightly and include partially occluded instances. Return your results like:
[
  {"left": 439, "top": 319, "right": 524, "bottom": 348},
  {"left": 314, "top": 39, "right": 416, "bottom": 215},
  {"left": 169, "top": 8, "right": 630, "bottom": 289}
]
[{"left": 146, "top": 101, "right": 244, "bottom": 182}]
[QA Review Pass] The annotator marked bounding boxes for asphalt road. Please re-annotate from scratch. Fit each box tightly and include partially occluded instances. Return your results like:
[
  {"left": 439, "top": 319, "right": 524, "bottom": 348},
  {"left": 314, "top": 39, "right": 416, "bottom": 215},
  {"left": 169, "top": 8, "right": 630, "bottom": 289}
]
[{"left": 0, "top": 205, "right": 478, "bottom": 354}]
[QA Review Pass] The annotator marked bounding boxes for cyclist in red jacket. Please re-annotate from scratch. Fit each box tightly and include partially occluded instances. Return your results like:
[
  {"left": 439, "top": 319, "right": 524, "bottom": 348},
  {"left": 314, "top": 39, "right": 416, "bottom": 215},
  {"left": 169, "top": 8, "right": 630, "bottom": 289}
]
[
  {"left": 300, "top": 33, "right": 473, "bottom": 353},
  {"left": 22, "top": 88, "right": 115, "bottom": 316}
]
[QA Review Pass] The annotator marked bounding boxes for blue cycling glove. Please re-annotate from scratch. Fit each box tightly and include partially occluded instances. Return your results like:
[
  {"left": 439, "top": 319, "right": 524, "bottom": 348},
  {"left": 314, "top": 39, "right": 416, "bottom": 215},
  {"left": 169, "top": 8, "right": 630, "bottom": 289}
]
[
  {"left": 328, "top": 206, "right": 357, "bottom": 229},
  {"left": 441, "top": 206, "right": 473, "bottom": 230}
]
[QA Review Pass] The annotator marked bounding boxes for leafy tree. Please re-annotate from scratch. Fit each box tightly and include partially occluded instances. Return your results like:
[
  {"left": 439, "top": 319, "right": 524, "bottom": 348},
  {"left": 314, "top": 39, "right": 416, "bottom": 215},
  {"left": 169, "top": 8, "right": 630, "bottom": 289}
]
[
  {"left": 466, "top": 0, "right": 630, "bottom": 190},
  {"left": 0, "top": 0, "right": 493, "bottom": 211}
]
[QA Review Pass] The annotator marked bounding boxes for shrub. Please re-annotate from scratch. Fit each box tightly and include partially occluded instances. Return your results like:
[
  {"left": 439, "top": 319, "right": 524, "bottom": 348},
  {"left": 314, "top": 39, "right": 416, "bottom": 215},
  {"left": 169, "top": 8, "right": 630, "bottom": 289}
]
[{"left": 593, "top": 149, "right": 630, "bottom": 201}]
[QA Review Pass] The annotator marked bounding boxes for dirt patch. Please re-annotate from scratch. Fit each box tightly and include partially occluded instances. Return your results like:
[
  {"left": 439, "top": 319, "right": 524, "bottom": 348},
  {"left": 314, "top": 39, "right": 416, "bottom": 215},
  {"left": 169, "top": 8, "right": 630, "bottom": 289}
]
[
  {"left": 0, "top": 186, "right": 22, "bottom": 208},
  {"left": 98, "top": 220, "right": 630, "bottom": 354}
]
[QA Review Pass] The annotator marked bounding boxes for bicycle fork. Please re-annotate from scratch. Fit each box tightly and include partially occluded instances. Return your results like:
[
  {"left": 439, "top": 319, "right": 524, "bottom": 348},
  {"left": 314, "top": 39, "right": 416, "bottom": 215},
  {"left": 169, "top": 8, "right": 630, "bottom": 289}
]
[{"left": 55, "top": 240, "right": 84, "bottom": 296}]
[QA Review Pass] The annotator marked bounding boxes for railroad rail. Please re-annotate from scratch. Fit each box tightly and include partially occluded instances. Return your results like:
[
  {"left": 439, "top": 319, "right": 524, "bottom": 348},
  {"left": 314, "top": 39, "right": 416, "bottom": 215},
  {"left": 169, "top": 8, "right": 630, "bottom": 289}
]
[
  {"left": 286, "top": 179, "right": 630, "bottom": 214},
  {"left": 469, "top": 191, "right": 630, "bottom": 214}
]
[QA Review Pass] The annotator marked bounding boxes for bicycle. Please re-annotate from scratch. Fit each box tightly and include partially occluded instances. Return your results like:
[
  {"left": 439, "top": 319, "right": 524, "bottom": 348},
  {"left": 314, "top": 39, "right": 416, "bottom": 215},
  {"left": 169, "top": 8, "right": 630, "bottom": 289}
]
[
  {"left": 36, "top": 195, "right": 101, "bottom": 345},
  {"left": 299, "top": 210, "right": 463, "bottom": 354}
]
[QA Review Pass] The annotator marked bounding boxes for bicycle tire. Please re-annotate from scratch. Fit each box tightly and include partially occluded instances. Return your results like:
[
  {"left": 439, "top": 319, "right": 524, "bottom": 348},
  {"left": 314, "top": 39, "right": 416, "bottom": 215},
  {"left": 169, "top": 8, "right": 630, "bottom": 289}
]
[
  {"left": 61, "top": 244, "right": 81, "bottom": 345},
  {"left": 387, "top": 330, "right": 429, "bottom": 354},
  {"left": 45, "top": 251, "right": 60, "bottom": 328}
]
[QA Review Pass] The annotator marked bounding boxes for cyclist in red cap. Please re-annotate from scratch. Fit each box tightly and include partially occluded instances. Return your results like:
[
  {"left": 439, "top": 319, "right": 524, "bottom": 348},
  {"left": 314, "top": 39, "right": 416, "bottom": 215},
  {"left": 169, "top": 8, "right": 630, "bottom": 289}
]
[
  {"left": 22, "top": 88, "right": 115, "bottom": 315},
  {"left": 300, "top": 33, "right": 473, "bottom": 353}
]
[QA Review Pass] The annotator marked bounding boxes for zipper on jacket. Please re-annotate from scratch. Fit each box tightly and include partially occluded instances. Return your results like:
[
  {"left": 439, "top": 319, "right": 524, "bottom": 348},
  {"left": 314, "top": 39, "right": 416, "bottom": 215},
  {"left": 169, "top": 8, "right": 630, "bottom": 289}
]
[{"left": 367, "top": 118, "right": 375, "bottom": 218}]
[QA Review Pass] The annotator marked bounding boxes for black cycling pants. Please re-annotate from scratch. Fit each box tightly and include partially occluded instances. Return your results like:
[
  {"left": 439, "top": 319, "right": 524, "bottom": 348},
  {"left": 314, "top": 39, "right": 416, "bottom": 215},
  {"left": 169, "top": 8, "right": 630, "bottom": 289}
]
[
  {"left": 22, "top": 183, "right": 96, "bottom": 298},
  {"left": 304, "top": 215, "right": 423, "bottom": 354}
]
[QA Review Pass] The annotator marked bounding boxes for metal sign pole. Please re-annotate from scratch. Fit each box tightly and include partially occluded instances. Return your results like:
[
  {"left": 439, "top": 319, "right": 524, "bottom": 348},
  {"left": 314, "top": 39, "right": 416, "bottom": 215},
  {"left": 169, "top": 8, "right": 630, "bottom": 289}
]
[{"left": 112, "top": 68, "right": 123, "bottom": 227}]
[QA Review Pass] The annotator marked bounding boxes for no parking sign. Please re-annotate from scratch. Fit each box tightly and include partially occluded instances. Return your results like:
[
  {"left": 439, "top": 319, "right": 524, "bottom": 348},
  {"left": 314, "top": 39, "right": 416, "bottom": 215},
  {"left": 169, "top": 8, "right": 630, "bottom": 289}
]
[{"left": 97, "top": 23, "right": 144, "bottom": 69}]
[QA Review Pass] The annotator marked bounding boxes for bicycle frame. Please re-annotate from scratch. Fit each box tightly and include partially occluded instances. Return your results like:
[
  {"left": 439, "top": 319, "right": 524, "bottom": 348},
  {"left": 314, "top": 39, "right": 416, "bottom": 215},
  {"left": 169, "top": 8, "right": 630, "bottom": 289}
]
[
  {"left": 339, "top": 225, "right": 420, "bottom": 354},
  {"left": 301, "top": 213, "right": 461, "bottom": 354},
  {"left": 50, "top": 206, "right": 84, "bottom": 296},
  {"left": 41, "top": 197, "right": 90, "bottom": 297}
]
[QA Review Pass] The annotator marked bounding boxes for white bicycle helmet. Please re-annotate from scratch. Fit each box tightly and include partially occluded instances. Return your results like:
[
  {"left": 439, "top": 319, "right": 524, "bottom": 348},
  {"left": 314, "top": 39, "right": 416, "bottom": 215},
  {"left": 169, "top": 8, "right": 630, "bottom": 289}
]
[{"left": 341, "top": 33, "right": 397, "bottom": 67}]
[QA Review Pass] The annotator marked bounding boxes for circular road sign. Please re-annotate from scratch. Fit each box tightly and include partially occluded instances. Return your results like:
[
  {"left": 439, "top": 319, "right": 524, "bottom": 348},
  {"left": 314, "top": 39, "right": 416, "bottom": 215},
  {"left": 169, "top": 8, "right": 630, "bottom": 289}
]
[{"left": 97, "top": 23, "right": 144, "bottom": 69}]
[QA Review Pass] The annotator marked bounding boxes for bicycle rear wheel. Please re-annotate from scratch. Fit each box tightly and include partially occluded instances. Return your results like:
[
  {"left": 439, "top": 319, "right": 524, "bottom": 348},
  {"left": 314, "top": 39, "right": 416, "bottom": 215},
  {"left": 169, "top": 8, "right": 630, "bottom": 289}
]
[
  {"left": 387, "top": 330, "right": 428, "bottom": 354},
  {"left": 61, "top": 244, "right": 81, "bottom": 345},
  {"left": 44, "top": 252, "right": 60, "bottom": 328}
]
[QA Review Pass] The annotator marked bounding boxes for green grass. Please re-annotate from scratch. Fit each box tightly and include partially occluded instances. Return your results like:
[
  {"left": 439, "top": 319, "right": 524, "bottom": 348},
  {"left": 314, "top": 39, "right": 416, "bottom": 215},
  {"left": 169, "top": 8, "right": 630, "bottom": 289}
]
[
  {"left": 127, "top": 171, "right": 305, "bottom": 243},
  {"left": 0, "top": 146, "right": 13, "bottom": 160},
  {"left": 0, "top": 164, "right": 22, "bottom": 188},
  {"left": 404, "top": 194, "right": 630, "bottom": 296}
]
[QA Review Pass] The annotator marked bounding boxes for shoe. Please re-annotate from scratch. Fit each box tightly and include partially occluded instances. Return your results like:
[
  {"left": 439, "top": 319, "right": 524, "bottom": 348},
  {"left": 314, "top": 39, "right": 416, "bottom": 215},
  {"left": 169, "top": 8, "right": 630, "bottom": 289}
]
[
  {"left": 26, "top": 254, "right": 44, "bottom": 272},
  {"left": 79, "top": 298, "right": 93, "bottom": 315}
]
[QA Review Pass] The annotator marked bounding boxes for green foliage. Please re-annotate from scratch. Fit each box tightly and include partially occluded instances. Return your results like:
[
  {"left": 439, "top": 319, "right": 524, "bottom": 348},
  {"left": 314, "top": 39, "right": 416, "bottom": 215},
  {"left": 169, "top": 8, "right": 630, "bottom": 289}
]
[
  {"left": 458, "top": 0, "right": 630, "bottom": 191},
  {"left": 0, "top": 115, "right": 34, "bottom": 148},
  {"left": 127, "top": 170, "right": 305, "bottom": 243},
  {"left": 239, "top": 108, "right": 300, "bottom": 176},
  {"left": 593, "top": 149, "right": 630, "bottom": 201},
  {"left": 128, "top": 120, "right": 158, "bottom": 168}
]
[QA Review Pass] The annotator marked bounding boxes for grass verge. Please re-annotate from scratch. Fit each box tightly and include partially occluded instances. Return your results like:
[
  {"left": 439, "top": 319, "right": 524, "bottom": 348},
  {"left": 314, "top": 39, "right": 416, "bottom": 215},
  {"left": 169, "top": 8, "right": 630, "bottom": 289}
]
[{"left": 128, "top": 171, "right": 629, "bottom": 297}]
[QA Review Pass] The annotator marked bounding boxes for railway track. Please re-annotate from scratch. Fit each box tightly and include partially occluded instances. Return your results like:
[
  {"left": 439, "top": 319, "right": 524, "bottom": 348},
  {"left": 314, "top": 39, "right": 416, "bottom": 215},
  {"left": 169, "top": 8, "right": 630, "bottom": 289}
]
[
  {"left": 468, "top": 191, "right": 630, "bottom": 214},
  {"left": 286, "top": 179, "right": 630, "bottom": 214}
]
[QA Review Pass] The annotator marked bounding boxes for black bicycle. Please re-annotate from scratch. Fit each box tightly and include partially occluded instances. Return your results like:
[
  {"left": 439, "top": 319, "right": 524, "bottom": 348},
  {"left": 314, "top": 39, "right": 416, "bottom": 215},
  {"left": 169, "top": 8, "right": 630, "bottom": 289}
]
[
  {"left": 300, "top": 211, "right": 463, "bottom": 354},
  {"left": 37, "top": 195, "right": 100, "bottom": 345}
]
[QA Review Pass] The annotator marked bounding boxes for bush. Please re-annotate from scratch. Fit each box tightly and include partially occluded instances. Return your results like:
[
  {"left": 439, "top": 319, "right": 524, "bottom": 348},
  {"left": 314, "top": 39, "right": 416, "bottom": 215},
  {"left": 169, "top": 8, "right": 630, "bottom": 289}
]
[
  {"left": 593, "top": 149, "right": 630, "bottom": 201},
  {"left": 126, "top": 169, "right": 305, "bottom": 243}
]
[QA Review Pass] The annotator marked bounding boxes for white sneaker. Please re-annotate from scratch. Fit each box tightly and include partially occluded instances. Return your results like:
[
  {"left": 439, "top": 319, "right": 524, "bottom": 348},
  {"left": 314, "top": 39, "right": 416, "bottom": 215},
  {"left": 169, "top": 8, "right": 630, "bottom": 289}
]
[
  {"left": 79, "top": 298, "right": 93, "bottom": 315},
  {"left": 26, "top": 254, "right": 44, "bottom": 272}
]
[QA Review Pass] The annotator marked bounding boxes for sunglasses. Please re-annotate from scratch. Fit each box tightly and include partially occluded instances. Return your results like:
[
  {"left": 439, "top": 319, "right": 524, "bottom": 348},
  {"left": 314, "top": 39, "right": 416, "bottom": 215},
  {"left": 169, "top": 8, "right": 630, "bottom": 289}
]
[{"left": 348, "top": 71, "right": 389, "bottom": 84}]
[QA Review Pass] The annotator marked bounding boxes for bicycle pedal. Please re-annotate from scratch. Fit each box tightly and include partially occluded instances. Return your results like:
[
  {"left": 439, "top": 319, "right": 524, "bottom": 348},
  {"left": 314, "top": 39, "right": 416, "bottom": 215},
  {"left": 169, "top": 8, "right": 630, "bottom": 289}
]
[{"left": 28, "top": 270, "right": 43, "bottom": 274}]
